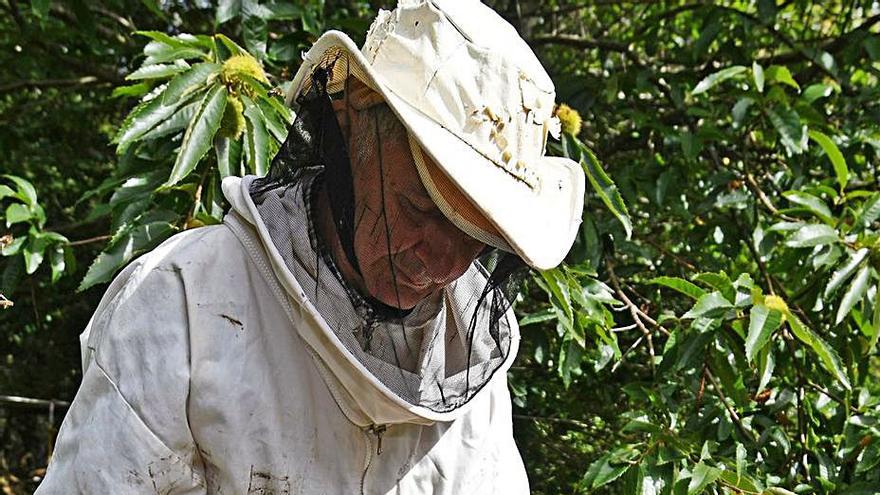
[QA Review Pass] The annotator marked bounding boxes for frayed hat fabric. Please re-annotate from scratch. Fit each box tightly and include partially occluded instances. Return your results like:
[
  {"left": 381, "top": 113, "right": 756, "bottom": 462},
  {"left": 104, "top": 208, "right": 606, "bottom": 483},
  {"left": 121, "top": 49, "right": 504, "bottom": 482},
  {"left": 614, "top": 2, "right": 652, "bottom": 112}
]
[{"left": 288, "top": 0, "right": 585, "bottom": 270}]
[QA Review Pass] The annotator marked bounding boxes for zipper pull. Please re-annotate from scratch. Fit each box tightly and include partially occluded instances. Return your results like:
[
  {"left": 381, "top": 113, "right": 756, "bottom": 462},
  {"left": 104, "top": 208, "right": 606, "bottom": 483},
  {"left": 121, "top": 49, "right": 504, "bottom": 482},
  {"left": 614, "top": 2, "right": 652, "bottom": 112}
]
[{"left": 368, "top": 424, "right": 387, "bottom": 456}]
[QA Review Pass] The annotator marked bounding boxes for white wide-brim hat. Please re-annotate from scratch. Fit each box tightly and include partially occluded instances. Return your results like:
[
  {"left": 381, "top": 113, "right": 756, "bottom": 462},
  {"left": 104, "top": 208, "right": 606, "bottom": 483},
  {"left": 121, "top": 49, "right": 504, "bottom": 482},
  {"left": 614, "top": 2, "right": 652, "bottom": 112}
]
[{"left": 286, "top": 0, "right": 585, "bottom": 270}]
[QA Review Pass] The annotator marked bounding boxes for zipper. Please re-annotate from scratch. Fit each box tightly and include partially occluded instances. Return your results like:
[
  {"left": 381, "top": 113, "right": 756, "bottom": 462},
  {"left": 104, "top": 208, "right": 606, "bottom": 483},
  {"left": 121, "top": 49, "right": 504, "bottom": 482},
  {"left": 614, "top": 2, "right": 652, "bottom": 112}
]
[
  {"left": 360, "top": 423, "right": 388, "bottom": 495},
  {"left": 367, "top": 424, "right": 387, "bottom": 456}
]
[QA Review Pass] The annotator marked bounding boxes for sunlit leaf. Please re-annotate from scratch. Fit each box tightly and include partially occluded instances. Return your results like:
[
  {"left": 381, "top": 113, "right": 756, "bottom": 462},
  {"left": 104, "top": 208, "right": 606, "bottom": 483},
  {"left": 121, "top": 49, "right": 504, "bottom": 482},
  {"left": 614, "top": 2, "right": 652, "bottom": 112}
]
[
  {"left": 691, "top": 65, "right": 747, "bottom": 95},
  {"left": 745, "top": 304, "right": 783, "bottom": 363},
  {"left": 808, "top": 130, "right": 848, "bottom": 191},
  {"left": 835, "top": 265, "right": 870, "bottom": 324},
  {"left": 166, "top": 85, "right": 228, "bottom": 186},
  {"left": 649, "top": 276, "right": 706, "bottom": 300}
]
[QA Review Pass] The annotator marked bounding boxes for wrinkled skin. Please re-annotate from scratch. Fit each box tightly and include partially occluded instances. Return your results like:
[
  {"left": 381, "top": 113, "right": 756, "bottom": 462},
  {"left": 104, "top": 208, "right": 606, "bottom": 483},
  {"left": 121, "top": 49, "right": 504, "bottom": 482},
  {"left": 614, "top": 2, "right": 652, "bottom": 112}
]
[{"left": 315, "top": 87, "right": 484, "bottom": 310}]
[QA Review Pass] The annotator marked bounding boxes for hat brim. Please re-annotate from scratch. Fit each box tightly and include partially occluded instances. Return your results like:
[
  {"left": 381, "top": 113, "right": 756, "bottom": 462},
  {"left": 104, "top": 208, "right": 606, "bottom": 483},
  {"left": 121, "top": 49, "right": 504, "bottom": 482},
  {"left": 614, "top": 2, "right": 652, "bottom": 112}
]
[{"left": 289, "top": 31, "right": 585, "bottom": 270}]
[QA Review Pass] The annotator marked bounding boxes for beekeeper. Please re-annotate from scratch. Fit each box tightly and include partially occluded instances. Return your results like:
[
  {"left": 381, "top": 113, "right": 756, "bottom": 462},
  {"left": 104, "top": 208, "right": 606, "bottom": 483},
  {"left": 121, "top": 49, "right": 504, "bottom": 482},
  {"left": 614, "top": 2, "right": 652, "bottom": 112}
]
[{"left": 37, "top": 0, "right": 584, "bottom": 493}]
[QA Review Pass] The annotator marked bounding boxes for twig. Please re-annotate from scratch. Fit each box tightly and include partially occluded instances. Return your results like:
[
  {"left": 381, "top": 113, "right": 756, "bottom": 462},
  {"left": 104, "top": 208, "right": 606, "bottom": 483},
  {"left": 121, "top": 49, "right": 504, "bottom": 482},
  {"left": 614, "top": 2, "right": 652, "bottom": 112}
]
[
  {"left": 0, "top": 76, "right": 102, "bottom": 94},
  {"left": 68, "top": 234, "right": 111, "bottom": 247},
  {"left": 805, "top": 381, "right": 859, "bottom": 415},
  {"left": 705, "top": 367, "right": 757, "bottom": 444},
  {"left": 513, "top": 414, "right": 594, "bottom": 432}
]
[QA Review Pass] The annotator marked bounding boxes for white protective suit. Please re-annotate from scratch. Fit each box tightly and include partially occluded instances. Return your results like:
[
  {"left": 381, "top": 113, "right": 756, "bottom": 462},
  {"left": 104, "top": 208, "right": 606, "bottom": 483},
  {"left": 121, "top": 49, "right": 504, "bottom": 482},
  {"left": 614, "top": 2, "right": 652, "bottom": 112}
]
[{"left": 37, "top": 174, "right": 529, "bottom": 494}]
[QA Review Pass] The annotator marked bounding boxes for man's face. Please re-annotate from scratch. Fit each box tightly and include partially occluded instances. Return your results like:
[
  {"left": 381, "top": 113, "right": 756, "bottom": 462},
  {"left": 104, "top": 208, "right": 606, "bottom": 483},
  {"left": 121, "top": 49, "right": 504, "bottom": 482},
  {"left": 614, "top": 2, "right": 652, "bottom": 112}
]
[{"left": 350, "top": 122, "right": 485, "bottom": 310}]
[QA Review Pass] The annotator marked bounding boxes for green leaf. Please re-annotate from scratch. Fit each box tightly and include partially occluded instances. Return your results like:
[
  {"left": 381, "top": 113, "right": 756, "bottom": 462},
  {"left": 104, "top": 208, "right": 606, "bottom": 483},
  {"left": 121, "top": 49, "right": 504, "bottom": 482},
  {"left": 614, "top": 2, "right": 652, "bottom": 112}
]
[
  {"left": 785, "top": 224, "right": 838, "bottom": 247},
  {"left": 23, "top": 236, "right": 48, "bottom": 275},
  {"left": 768, "top": 106, "right": 808, "bottom": 155},
  {"left": 735, "top": 443, "right": 747, "bottom": 483},
  {"left": 142, "top": 40, "right": 207, "bottom": 65},
  {"left": 584, "top": 453, "right": 629, "bottom": 489},
  {"left": 139, "top": 100, "right": 200, "bottom": 141},
  {"left": 809, "top": 130, "right": 848, "bottom": 191},
  {"left": 216, "top": 0, "right": 242, "bottom": 24},
  {"left": 757, "top": 344, "right": 775, "bottom": 393},
  {"left": 165, "top": 85, "right": 228, "bottom": 186},
  {"left": 824, "top": 249, "right": 869, "bottom": 298},
  {"left": 0, "top": 184, "right": 16, "bottom": 201},
  {"left": 649, "top": 276, "right": 706, "bottom": 300},
  {"left": 783, "top": 190, "right": 833, "bottom": 223},
  {"left": 802, "top": 83, "right": 835, "bottom": 103},
  {"left": 161, "top": 63, "right": 219, "bottom": 106},
  {"left": 126, "top": 61, "right": 190, "bottom": 81},
  {"left": 113, "top": 89, "right": 186, "bottom": 152},
  {"left": 1, "top": 236, "right": 25, "bottom": 256},
  {"left": 683, "top": 291, "right": 732, "bottom": 319},
  {"left": 852, "top": 193, "right": 880, "bottom": 233},
  {"left": 745, "top": 304, "right": 783, "bottom": 362},
  {"left": 5, "top": 203, "right": 32, "bottom": 227},
  {"left": 78, "top": 220, "right": 177, "bottom": 291},
  {"left": 752, "top": 62, "right": 765, "bottom": 93},
  {"left": 687, "top": 462, "right": 721, "bottom": 494},
  {"left": 215, "top": 136, "right": 242, "bottom": 178},
  {"left": 577, "top": 140, "right": 632, "bottom": 238},
  {"left": 519, "top": 308, "right": 557, "bottom": 327},
  {"left": 49, "top": 245, "right": 65, "bottom": 283},
  {"left": 765, "top": 65, "right": 800, "bottom": 91},
  {"left": 691, "top": 65, "right": 747, "bottom": 95},
  {"left": 787, "top": 312, "right": 851, "bottom": 390},
  {"left": 111, "top": 83, "right": 153, "bottom": 99},
  {"left": 3, "top": 175, "right": 38, "bottom": 206},
  {"left": 836, "top": 265, "right": 870, "bottom": 324},
  {"left": 242, "top": 94, "right": 270, "bottom": 176},
  {"left": 31, "top": 0, "right": 50, "bottom": 19}
]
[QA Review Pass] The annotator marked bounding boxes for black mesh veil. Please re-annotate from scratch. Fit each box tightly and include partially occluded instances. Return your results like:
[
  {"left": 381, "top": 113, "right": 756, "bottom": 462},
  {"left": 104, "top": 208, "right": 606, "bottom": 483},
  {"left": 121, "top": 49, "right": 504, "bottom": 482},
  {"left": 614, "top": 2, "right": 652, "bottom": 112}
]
[{"left": 249, "top": 50, "right": 526, "bottom": 413}]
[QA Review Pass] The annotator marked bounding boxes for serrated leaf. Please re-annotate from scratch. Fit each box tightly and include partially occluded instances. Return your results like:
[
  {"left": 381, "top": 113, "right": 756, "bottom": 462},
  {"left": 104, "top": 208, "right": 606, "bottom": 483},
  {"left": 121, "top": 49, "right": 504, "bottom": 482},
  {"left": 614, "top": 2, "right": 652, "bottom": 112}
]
[
  {"left": 78, "top": 221, "right": 177, "bottom": 291},
  {"left": 126, "top": 61, "right": 190, "bottom": 81},
  {"left": 577, "top": 140, "right": 632, "bottom": 238},
  {"left": 111, "top": 83, "right": 153, "bottom": 99},
  {"left": 162, "top": 63, "right": 219, "bottom": 106},
  {"left": 836, "top": 265, "right": 870, "bottom": 324},
  {"left": 692, "top": 65, "right": 747, "bottom": 95},
  {"left": 787, "top": 312, "right": 851, "bottom": 390},
  {"left": 113, "top": 91, "right": 185, "bottom": 152},
  {"left": 785, "top": 224, "right": 838, "bottom": 247},
  {"left": 165, "top": 85, "right": 228, "bottom": 186},
  {"left": 519, "top": 308, "right": 556, "bottom": 327},
  {"left": 852, "top": 193, "right": 880, "bottom": 233},
  {"left": 825, "top": 249, "right": 869, "bottom": 297},
  {"left": 139, "top": 100, "right": 201, "bottom": 141},
  {"left": 242, "top": 94, "right": 270, "bottom": 176},
  {"left": 809, "top": 130, "right": 848, "bottom": 191},
  {"left": 649, "top": 276, "right": 706, "bottom": 300},
  {"left": 745, "top": 304, "right": 783, "bottom": 362},
  {"left": 215, "top": 136, "right": 237, "bottom": 179},
  {"left": 765, "top": 65, "right": 800, "bottom": 90},
  {"left": 683, "top": 291, "right": 732, "bottom": 319},
  {"left": 768, "top": 106, "right": 808, "bottom": 155}
]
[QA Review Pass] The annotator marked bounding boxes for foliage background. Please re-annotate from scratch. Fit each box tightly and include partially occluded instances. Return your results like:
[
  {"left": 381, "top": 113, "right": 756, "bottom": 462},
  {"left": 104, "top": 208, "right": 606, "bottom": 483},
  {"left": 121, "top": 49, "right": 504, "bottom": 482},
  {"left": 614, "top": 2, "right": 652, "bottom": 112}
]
[{"left": 2, "top": 1, "right": 880, "bottom": 494}]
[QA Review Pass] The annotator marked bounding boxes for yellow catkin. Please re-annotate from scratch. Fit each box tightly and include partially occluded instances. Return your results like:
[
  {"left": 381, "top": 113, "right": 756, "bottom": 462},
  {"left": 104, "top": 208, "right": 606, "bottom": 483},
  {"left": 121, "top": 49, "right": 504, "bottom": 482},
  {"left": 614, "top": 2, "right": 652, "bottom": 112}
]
[
  {"left": 763, "top": 295, "right": 789, "bottom": 319},
  {"left": 219, "top": 96, "right": 246, "bottom": 139},
  {"left": 554, "top": 103, "right": 582, "bottom": 136},
  {"left": 220, "top": 54, "right": 269, "bottom": 87}
]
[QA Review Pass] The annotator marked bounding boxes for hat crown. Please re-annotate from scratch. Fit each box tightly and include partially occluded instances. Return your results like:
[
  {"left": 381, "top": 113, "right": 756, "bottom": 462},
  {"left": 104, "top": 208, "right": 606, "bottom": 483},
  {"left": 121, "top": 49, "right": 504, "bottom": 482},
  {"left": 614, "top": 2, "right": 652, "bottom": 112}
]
[{"left": 361, "top": 0, "right": 558, "bottom": 186}]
